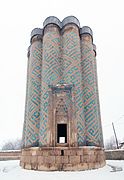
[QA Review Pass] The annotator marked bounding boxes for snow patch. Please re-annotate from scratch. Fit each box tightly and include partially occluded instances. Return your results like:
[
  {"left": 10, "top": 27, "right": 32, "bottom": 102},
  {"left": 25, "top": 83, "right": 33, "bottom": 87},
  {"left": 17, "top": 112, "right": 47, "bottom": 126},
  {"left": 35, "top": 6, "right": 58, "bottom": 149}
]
[
  {"left": 0, "top": 150, "right": 21, "bottom": 153},
  {"left": 0, "top": 160, "right": 124, "bottom": 180}
]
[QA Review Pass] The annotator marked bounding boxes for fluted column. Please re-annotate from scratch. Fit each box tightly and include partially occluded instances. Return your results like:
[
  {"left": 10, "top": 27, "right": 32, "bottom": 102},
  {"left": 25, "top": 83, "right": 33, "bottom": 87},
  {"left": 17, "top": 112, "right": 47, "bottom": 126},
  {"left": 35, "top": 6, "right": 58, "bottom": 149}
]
[
  {"left": 80, "top": 27, "right": 100, "bottom": 146},
  {"left": 62, "top": 16, "right": 85, "bottom": 146},
  {"left": 39, "top": 17, "right": 61, "bottom": 146},
  {"left": 93, "top": 44, "right": 104, "bottom": 147},
  {"left": 22, "top": 28, "right": 43, "bottom": 147}
]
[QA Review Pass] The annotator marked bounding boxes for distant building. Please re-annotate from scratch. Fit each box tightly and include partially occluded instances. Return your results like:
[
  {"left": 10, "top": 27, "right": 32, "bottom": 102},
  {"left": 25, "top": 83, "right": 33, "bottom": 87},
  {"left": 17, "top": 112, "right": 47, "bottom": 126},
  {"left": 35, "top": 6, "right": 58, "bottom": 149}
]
[{"left": 20, "top": 16, "right": 106, "bottom": 171}]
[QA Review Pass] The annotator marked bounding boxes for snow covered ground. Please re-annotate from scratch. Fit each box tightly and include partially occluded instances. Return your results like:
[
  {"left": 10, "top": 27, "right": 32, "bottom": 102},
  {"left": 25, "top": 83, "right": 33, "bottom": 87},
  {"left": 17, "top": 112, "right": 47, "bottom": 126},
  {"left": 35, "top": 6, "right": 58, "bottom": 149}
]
[{"left": 0, "top": 160, "right": 124, "bottom": 180}]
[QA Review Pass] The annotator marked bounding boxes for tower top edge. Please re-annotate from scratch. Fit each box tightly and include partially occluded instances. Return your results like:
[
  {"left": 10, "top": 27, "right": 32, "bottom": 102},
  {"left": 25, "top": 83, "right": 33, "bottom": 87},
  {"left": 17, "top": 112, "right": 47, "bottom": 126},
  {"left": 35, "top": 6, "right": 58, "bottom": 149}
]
[
  {"left": 80, "top": 26, "right": 93, "bottom": 37},
  {"left": 30, "top": 17, "right": 94, "bottom": 42},
  {"left": 43, "top": 16, "right": 80, "bottom": 29}
]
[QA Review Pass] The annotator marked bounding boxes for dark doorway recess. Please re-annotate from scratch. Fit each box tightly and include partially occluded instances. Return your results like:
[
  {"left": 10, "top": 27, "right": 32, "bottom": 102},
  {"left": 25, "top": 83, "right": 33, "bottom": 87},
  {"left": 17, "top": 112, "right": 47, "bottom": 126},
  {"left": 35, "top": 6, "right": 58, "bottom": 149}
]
[{"left": 57, "top": 124, "right": 67, "bottom": 143}]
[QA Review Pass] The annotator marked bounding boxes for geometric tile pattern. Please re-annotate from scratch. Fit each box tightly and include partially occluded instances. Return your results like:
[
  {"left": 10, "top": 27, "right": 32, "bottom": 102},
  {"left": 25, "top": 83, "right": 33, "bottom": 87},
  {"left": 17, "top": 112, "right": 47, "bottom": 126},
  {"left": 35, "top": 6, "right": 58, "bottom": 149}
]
[
  {"left": 92, "top": 51, "right": 104, "bottom": 146},
  {"left": 81, "top": 38, "right": 101, "bottom": 146},
  {"left": 22, "top": 54, "right": 30, "bottom": 147},
  {"left": 62, "top": 25, "right": 85, "bottom": 145},
  {"left": 39, "top": 26, "right": 61, "bottom": 146},
  {"left": 22, "top": 39, "right": 42, "bottom": 147}
]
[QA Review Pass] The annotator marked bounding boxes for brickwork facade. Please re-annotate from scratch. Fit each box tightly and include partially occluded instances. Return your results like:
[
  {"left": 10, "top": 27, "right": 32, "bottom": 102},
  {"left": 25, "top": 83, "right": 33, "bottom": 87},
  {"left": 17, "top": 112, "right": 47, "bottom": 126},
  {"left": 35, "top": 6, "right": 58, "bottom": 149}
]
[{"left": 21, "top": 16, "right": 105, "bottom": 171}]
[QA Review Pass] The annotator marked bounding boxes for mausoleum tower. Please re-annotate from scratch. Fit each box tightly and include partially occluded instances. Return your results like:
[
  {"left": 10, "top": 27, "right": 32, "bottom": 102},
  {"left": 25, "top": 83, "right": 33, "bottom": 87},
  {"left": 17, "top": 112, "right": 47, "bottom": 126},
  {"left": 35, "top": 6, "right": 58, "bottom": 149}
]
[{"left": 21, "top": 16, "right": 105, "bottom": 171}]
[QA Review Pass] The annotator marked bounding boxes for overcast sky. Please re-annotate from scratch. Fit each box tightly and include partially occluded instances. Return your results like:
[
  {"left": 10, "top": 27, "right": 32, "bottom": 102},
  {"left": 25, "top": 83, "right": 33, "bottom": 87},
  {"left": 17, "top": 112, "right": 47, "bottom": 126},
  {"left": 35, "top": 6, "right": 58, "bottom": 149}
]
[{"left": 0, "top": 0, "right": 124, "bottom": 147}]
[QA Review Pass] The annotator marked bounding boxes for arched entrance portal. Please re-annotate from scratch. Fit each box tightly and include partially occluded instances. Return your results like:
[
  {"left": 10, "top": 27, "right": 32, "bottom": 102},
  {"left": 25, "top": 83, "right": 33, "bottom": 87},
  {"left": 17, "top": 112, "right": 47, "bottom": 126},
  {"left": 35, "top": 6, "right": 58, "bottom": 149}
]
[{"left": 48, "top": 84, "right": 77, "bottom": 147}]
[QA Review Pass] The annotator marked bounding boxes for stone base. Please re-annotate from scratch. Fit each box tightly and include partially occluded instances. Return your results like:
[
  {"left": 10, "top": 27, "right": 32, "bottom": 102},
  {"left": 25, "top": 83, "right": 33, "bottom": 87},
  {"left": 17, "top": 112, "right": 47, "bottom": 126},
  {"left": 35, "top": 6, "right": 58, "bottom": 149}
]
[{"left": 20, "top": 146, "right": 106, "bottom": 171}]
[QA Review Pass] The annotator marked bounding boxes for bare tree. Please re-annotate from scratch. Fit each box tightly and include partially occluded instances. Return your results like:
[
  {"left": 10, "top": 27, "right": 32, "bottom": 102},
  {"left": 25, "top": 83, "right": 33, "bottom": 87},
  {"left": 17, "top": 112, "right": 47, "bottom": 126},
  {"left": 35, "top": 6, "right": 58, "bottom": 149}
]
[
  {"left": 105, "top": 136, "right": 117, "bottom": 150},
  {"left": 2, "top": 139, "right": 22, "bottom": 150}
]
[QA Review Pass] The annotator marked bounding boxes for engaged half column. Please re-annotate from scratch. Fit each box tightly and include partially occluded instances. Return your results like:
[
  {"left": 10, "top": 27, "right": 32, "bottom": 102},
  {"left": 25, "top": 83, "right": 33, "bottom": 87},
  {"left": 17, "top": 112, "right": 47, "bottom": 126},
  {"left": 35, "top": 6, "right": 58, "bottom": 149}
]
[
  {"left": 80, "top": 27, "right": 100, "bottom": 146},
  {"left": 62, "top": 16, "right": 85, "bottom": 146},
  {"left": 39, "top": 17, "right": 61, "bottom": 146},
  {"left": 22, "top": 28, "right": 43, "bottom": 147}
]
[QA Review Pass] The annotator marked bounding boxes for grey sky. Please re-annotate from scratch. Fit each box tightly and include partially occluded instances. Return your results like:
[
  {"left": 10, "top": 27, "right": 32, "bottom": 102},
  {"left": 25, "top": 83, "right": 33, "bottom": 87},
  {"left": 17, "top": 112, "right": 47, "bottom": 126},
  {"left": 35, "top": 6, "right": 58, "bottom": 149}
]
[{"left": 0, "top": 0, "right": 124, "bottom": 147}]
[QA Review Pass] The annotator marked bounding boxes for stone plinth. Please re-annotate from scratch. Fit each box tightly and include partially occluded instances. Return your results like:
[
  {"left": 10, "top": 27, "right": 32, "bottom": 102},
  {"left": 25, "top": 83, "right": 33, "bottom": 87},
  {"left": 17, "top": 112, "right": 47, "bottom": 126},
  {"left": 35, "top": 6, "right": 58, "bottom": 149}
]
[{"left": 20, "top": 147, "right": 106, "bottom": 171}]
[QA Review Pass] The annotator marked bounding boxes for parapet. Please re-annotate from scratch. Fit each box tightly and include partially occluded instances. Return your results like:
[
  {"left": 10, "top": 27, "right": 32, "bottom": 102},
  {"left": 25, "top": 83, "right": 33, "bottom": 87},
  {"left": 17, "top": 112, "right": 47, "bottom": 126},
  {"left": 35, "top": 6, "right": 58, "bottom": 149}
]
[
  {"left": 30, "top": 17, "right": 94, "bottom": 43},
  {"left": 43, "top": 16, "right": 80, "bottom": 29}
]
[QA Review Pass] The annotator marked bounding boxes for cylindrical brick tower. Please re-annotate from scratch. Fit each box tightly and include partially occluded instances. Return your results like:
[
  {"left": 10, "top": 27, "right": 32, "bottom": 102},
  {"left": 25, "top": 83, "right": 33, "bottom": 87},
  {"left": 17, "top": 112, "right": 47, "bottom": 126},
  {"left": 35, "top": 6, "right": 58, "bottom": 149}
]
[
  {"left": 20, "top": 16, "right": 105, "bottom": 171},
  {"left": 22, "top": 28, "right": 43, "bottom": 147}
]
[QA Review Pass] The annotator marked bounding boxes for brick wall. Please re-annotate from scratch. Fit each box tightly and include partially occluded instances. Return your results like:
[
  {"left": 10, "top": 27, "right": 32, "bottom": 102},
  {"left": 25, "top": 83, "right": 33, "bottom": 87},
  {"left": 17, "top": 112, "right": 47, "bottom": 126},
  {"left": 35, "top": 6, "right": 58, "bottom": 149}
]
[
  {"left": 0, "top": 150, "right": 21, "bottom": 161},
  {"left": 105, "top": 149, "right": 124, "bottom": 160}
]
